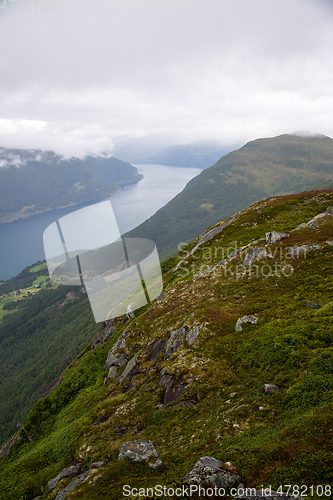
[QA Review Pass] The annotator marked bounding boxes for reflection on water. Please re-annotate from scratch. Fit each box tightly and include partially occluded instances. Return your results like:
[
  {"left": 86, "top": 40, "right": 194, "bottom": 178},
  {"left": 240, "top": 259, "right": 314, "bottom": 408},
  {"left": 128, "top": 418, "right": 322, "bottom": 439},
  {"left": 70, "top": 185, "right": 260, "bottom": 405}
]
[{"left": 0, "top": 163, "right": 201, "bottom": 280}]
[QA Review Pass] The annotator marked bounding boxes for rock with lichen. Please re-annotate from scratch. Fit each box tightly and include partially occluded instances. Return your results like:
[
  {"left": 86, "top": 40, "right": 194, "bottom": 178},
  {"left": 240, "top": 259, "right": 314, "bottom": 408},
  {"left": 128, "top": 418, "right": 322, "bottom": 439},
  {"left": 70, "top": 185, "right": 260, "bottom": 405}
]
[
  {"left": 183, "top": 456, "right": 239, "bottom": 488},
  {"left": 118, "top": 440, "right": 163, "bottom": 469}
]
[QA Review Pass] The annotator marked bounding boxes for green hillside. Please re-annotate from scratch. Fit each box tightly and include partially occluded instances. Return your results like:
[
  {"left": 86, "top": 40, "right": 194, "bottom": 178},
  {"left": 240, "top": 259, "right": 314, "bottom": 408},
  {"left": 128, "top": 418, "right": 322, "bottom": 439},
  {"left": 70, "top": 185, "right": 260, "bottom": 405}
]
[
  {"left": 128, "top": 134, "right": 333, "bottom": 258},
  {"left": 0, "top": 149, "right": 142, "bottom": 223},
  {"left": 0, "top": 263, "right": 100, "bottom": 447},
  {"left": 1, "top": 189, "right": 333, "bottom": 499}
]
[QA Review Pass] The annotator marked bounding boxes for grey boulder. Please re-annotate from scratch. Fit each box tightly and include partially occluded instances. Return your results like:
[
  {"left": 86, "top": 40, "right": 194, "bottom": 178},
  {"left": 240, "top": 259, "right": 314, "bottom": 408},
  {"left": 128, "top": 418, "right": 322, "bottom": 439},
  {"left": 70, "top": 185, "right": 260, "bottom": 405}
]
[
  {"left": 265, "top": 231, "right": 290, "bottom": 244},
  {"left": 118, "top": 440, "right": 163, "bottom": 469},
  {"left": 48, "top": 463, "right": 80, "bottom": 490},
  {"left": 183, "top": 456, "right": 239, "bottom": 488},
  {"left": 264, "top": 384, "right": 280, "bottom": 394},
  {"left": 235, "top": 315, "right": 258, "bottom": 332}
]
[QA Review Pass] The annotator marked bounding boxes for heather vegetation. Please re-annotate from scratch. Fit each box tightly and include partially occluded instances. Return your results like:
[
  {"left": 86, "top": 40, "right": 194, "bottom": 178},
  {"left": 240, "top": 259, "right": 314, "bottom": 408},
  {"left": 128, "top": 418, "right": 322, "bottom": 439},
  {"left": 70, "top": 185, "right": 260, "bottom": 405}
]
[{"left": 1, "top": 189, "right": 333, "bottom": 499}]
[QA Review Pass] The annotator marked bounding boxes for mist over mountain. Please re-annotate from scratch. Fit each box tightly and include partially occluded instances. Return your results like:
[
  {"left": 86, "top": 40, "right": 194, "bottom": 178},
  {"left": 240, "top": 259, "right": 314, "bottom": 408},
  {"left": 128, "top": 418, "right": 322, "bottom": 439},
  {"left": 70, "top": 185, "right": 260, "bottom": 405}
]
[
  {"left": 112, "top": 136, "right": 237, "bottom": 169},
  {"left": 0, "top": 147, "right": 142, "bottom": 223},
  {"left": 128, "top": 133, "right": 333, "bottom": 257}
]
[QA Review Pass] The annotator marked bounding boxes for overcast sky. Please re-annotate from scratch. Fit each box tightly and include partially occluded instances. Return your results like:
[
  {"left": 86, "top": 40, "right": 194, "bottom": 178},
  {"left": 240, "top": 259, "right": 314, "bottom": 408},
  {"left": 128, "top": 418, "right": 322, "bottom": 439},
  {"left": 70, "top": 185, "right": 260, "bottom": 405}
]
[{"left": 0, "top": 0, "right": 332, "bottom": 158}]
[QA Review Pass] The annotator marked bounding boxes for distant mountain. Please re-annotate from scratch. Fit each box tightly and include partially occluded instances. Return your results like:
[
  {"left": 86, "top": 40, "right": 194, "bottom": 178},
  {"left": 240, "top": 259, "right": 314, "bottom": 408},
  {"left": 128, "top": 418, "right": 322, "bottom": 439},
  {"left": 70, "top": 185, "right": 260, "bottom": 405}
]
[
  {"left": 0, "top": 147, "right": 142, "bottom": 223},
  {"left": 128, "top": 134, "right": 333, "bottom": 257},
  {"left": 112, "top": 136, "right": 236, "bottom": 168}
]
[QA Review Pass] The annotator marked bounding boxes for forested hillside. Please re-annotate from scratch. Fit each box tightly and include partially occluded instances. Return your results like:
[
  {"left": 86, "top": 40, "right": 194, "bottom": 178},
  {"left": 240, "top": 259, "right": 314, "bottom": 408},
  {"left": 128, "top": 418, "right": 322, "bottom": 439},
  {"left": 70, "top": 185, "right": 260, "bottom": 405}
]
[
  {"left": 0, "top": 263, "right": 99, "bottom": 446},
  {"left": 0, "top": 147, "right": 142, "bottom": 223}
]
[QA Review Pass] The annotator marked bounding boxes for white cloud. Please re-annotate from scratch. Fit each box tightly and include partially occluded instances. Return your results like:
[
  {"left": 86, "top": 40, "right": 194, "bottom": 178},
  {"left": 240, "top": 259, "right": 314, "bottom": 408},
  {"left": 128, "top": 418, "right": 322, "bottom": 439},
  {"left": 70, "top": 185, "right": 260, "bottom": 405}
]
[{"left": 0, "top": 0, "right": 332, "bottom": 156}]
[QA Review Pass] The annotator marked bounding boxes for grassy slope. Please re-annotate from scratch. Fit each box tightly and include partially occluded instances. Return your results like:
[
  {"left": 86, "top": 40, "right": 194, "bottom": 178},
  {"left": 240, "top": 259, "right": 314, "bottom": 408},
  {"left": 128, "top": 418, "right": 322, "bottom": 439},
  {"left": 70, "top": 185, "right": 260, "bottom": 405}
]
[
  {"left": 128, "top": 134, "right": 333, "bottom": 258},
  {"left": 0, "top": 263, "right": 100, "bottom": 447},
  {"left": 1, "top": 189, "right": 333, "bottom": 499}
]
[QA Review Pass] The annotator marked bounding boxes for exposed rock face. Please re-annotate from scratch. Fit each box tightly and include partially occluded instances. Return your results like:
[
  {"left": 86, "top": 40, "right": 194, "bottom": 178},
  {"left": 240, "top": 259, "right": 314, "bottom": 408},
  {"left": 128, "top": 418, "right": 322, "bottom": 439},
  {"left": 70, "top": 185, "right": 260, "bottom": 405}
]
[
  {"left": 183, "top": 456, "right": 239, "bottom": 488},
  {"left": 105, "top": 333, "right": 127, "bottom": 370},
  {"left": 243, "top": 248, "right": 267, "bottom": 267},
  {"left": 48, "top": 463, "right": 81, "bottom": 490},
  {"left": 91, "top": 321, "right": 115, "bottom": 350},
  {"left": 235, "top": 315, "right": 258, "bottom": 332},
  {"left": 107, "top": 366, "right": 118, "bottom": 379},
  {"left": 0, "top": 433, "right": 21, "bottom": 460},
  {"left": 146, "top": 338, "right": 166, "bottom": 362},
  {"left": 289, "top": 244, "right": 321, "bottom": 258},
  {"left": 41, "top": 376, "right": 61, "bottom": 398},
  {"left": 118, "top": 440, "right": 163, "bottom": 469},
  {"left": 53, "top": 462, "right": 104, "bottom": 500},
  {"left": 119, "top": 356, "right": 138, "bottom": 382},
  {"left": 165, "top": 327, "right": 186, "bottom": 359},
  {"left": 218, "top": 248, "right": 240, "bottom": 266},
  {"left": 173, "top": 216, "right": 237, "bottom": 271},
  {"left": 159, "top": 374, "right": 187, "bottom": 404},
  {"left": 264, "top": 384, "right": 280, "bottom": 394},
  {"left": 293, "top": 209, "right": 333, "bottom": 230},
  {"left": 164, "top": 324, "right": 204, "bottom": 359},
  {"left": 265, "top": 231, "right": 290, "bottom": 244},
  {"left": 186, "top": 324, "right": 204, "bottom": 345}
]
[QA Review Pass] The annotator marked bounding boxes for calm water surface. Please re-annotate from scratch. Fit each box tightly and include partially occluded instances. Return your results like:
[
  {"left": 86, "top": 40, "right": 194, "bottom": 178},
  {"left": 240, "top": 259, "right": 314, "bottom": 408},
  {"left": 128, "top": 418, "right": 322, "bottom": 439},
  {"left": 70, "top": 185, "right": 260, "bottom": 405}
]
[{"left": 0, "top": 164, "right": 201, "bottom": 280}]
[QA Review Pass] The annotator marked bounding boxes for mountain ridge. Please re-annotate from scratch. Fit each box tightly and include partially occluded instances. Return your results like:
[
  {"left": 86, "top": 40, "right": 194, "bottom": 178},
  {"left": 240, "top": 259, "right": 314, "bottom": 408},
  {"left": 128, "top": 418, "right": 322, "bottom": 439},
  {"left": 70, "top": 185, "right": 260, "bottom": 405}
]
[{"left": 128, "top": 133, "right": 333, "bottom": 258}]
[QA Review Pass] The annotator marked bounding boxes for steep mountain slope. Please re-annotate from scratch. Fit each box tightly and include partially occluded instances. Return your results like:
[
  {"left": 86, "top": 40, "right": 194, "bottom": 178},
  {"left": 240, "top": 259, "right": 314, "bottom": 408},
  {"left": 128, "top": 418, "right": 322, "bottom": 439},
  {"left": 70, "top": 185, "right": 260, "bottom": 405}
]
[
  {"left": 0, "top": 147, "right": 142, "bottom": 223},
  {"left": 1, "top": 189, "right": 333, "bottom": 499},
  {"left": 128, "top": 134, "right": 333, "bottom": 258},
  {"left": 0, "top": 262, "right": 99, "bottom": 447}
]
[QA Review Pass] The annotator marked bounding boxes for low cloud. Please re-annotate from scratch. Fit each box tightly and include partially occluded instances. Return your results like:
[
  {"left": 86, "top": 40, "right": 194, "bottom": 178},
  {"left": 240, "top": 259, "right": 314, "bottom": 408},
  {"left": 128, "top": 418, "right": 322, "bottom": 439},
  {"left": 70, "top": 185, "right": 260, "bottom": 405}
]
[{"left": 0, "top": 0, "right": 332, "bottom": 157}]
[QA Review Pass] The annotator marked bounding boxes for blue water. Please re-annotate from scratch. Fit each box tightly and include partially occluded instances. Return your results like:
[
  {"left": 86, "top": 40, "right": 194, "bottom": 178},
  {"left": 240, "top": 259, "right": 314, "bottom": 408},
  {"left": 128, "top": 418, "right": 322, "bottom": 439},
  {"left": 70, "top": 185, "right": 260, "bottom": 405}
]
[{"left": 0, "top": 164, "right": 201, "bottom": 280}]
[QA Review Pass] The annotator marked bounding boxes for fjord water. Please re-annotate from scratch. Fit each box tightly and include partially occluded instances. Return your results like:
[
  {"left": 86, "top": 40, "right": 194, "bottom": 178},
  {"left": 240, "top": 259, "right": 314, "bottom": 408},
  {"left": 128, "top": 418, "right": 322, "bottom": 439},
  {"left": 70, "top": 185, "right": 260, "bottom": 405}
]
[{"left": 0, "top": 164, "right": 201, "bottom": 281}]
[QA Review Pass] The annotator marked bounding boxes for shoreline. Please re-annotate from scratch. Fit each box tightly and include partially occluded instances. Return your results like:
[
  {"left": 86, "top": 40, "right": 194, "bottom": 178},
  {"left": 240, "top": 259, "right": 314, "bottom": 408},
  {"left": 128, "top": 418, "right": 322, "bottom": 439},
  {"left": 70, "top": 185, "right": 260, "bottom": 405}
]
[{"left": 0, "top": 181, "right": 138, "bottom": 225}]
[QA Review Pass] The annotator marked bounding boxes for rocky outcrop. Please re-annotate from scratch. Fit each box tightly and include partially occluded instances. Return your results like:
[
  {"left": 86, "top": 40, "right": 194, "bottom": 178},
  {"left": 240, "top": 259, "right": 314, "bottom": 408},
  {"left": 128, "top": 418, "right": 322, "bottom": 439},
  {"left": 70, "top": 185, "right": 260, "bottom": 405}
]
[
  {"left": 264, "top": 384, "right": 280, "bottom": 394},
  {"left": 53, "top": 461, "right": 105, "bottom": 500},
  {"left": 242, "top": 248, "right": 267, "bottom": 267},
  {"left": 159, "top": 374, "right": 187, "bottom": 404},
  {"left": 48, "top": 463, "right": 81, "bottom": 490},
  {"left": 183, "top": 456, "right": 240, "bottom": 488},
  {"left": 118, "top": 440, "right": 163, "bottom": 469},
  {"left": 105, "top": 332, "right": 127, "bottom": 370},
  {"left": 305, "top": 301, "right": 320, "bottom": 309},
  {"left": 165, "top": 328, "right": 186, "bottom": 359},
  {"left": 146, "top": 338, "right": 166, "bottom": 362},
  {"left": 91, "top": 321, "right": 115, "bottom": 350},
  {"left": 165, "top": 324, "right": 204, "bottom": 359},
  {"left": 265, "top": 231, "right": 290, "bottom": 244},
  {"left": 118, "top": 355, "right": 138, "bottom": 382},
  {"left": 173, "top": 216, "right": 237, "bottom": 271},
  {"left": 186, "top": 324, "right": 204, "bottom": 345},
  {"left": 235, "top": 315, "right": 258, "bottom": 332},
  {"left": 293, "top": 208, "right": 333, "bottom": 231},
  {"left": 288, "top": 244, "right": 321, "bottom": 258},
  {"left": 0, "top": 433, "right": 21, "bottom": 460}
]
